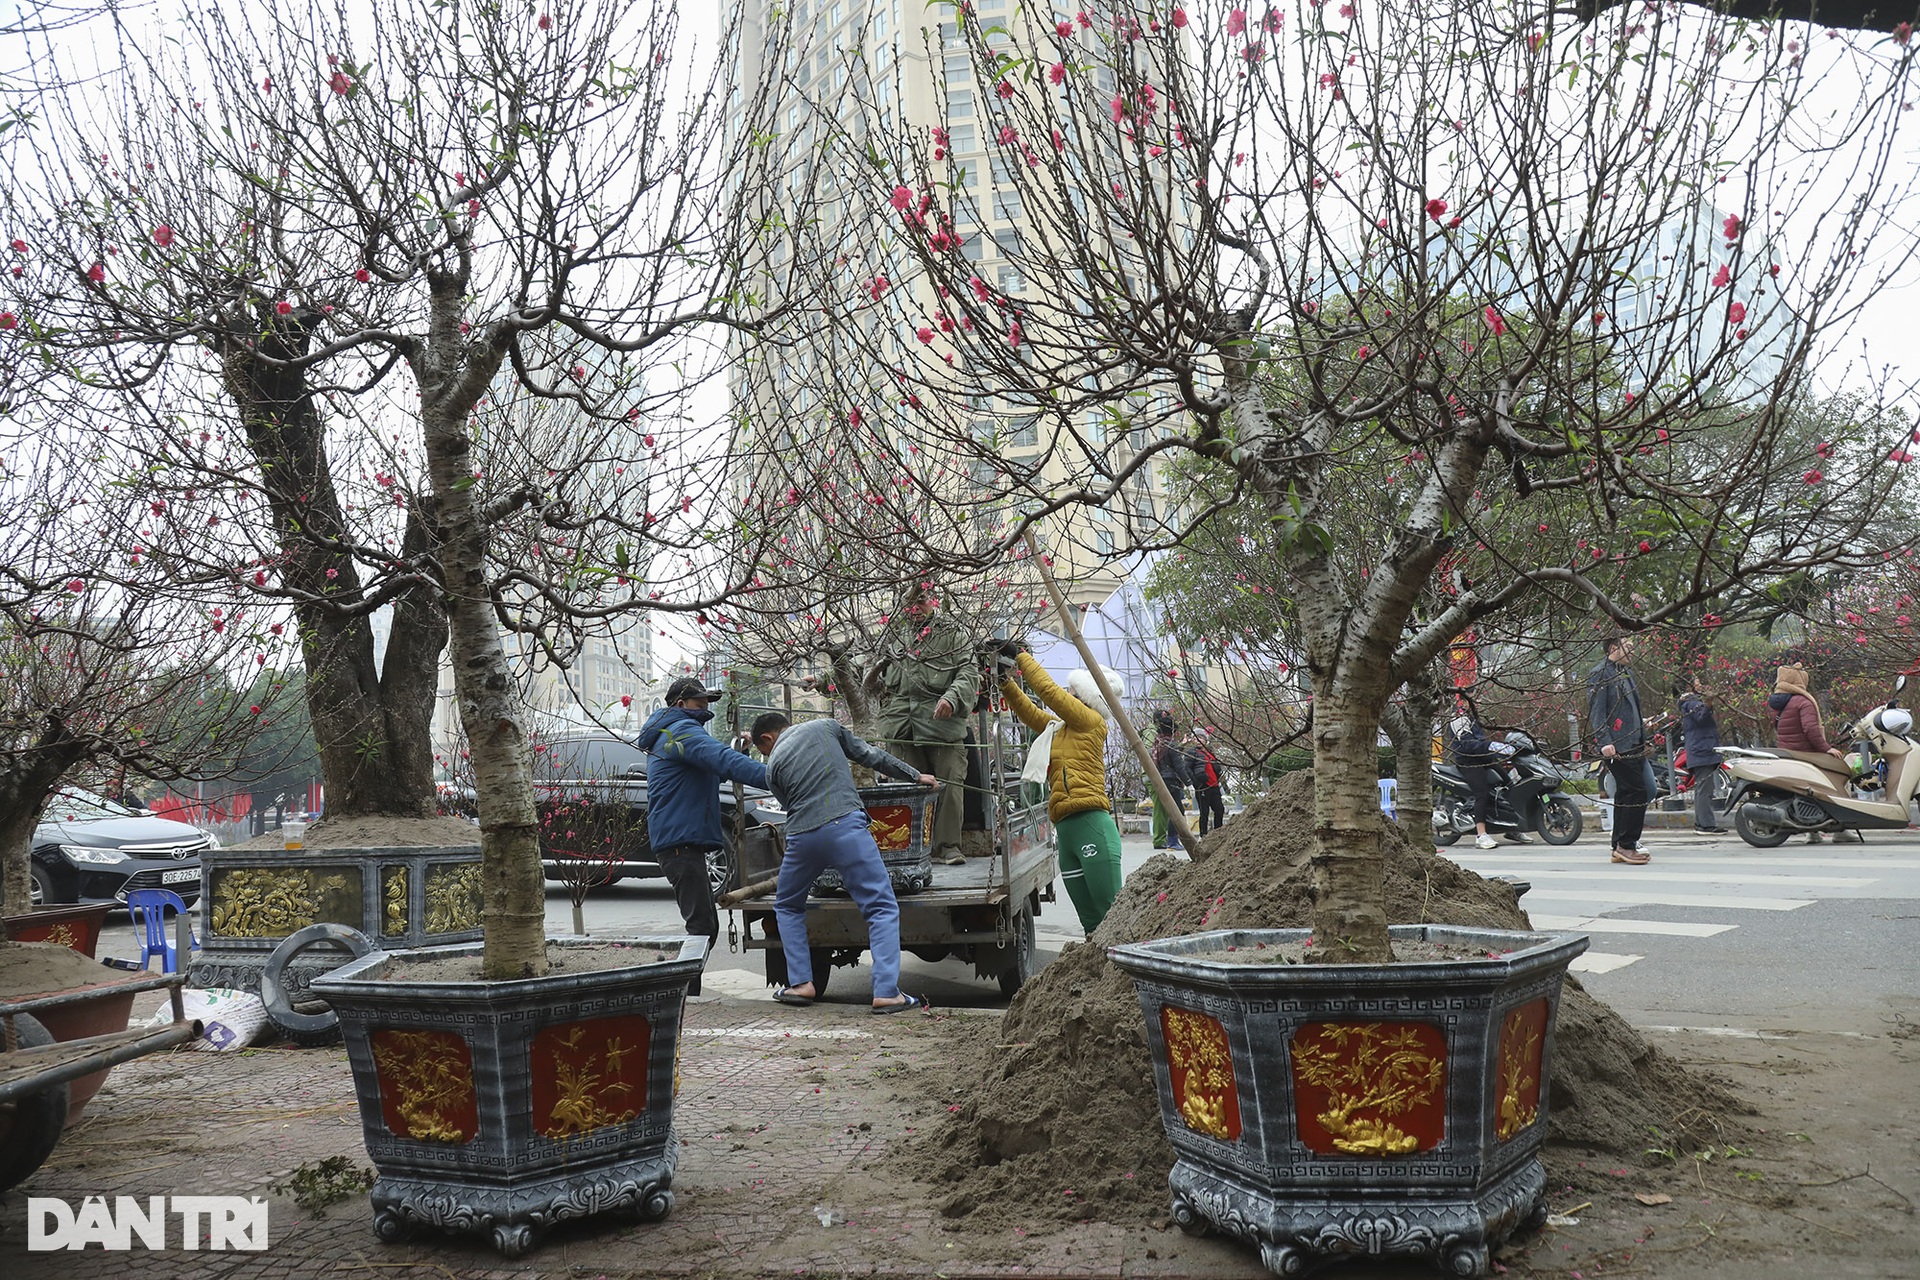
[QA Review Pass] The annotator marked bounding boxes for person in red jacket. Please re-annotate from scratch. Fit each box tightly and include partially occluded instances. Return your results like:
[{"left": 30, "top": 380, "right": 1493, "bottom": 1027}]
[{"left": 1765, "top": 663, "right": 1860, "bottom": 844}]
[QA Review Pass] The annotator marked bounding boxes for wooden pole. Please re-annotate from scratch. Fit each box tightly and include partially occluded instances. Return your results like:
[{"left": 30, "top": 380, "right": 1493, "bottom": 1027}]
[
  {"left": 718, "top": 875, "right": 778, "bottom": 907},
  {"left": 1021, "top": 532, "right": 1204, "bottom": 860}
]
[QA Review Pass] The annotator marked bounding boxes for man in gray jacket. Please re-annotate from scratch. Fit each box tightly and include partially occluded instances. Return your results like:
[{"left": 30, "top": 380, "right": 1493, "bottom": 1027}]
[
  {"left": 748, "top": 712, "right": 937, "bottom": 1013},
  {"left": 1587, "top": 636, "right": 1651, "bottom": 865}
]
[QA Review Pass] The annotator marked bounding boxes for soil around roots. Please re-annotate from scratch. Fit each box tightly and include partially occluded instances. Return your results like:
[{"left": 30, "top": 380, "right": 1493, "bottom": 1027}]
[{"left": 893, "top": 771, "right": 1751, "bottom": 1229}]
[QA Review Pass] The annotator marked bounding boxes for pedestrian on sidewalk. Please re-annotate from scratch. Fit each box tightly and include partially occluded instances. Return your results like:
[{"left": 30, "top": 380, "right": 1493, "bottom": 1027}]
[
  {"left": 638, "top": 677, "right": 769, "bottom": 998},
  {"left": 1150, "top": 710, "right": 1191, "bottom": 850},
  {"left": 748, "top": 712, "right": 936, "bottom": 1013},
  {"left": 1767, "top": 663, "right": 1862, "bottom": 843},
  {"left": 998, "top": 647, "right": 1124, "bottom": 934},
  {"left": 1675, "top": 683, "right": 1728, "bottom": 834},
  {"left": 1588, "top": 636, "right": 1652, "bottom": 865},
  {"left": 1188, "top": 732, "right": 1227, "bottom": 836}
]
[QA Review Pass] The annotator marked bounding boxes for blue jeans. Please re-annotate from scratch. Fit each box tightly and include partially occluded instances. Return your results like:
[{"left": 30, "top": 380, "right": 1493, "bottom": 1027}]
[{"left": 775, "top": 811, "right": 903, "bottom": 998}]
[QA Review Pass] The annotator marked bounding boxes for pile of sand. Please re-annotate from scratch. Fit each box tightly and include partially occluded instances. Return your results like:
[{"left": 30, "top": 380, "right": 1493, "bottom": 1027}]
[
  {"left": 224, "top": 814, "right": 480, "bottom": 851},
  {"left": 898, "top": 772, "right": 1746, "bottom": 1227}
]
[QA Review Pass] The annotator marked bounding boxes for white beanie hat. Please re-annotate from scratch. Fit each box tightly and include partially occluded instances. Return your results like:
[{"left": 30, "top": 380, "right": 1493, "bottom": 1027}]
[{"left": 1066, "top": 667, "right": 1120, "bottom": 713}]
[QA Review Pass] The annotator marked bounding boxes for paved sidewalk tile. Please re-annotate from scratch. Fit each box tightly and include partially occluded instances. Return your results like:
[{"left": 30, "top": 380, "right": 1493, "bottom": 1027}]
[{"left": 0, "top": 998, "right": 1273, "bottom": 1280}]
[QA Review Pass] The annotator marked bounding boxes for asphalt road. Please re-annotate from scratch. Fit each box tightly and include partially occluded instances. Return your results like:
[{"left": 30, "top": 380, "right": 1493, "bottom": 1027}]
[{"left": 91, "top": 822, "right": 1920, "bottom": 1035}]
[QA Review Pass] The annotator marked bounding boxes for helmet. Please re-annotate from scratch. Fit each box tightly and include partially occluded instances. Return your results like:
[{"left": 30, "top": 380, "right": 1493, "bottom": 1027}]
[{"left": 1872, "top": 707, "right": 1914, "bottom": 737}]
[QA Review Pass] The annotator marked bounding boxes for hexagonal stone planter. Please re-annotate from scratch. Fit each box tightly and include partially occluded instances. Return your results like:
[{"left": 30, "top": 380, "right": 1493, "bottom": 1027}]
[
  {"left": 310, "top": 934, "right": 705, "bottom": 1257},
  {"left": 1108, "top": 925, "right": 1588, "bottom": 1279}
]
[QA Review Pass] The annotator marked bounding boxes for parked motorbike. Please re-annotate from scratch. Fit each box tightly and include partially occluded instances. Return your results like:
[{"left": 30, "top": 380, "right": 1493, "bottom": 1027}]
[
  {"left": 1432, "top": 730, "right": 1584, "bottom": 846},
  {"left": 1651, "top": 747, "right": 1733, "bottom": 811},
  {"left": 1721, "top": 676, "right": 1917, "bottom": 847}
]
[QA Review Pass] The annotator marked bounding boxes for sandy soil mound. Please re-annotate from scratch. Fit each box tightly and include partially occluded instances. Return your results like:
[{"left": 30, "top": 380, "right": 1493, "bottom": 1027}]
[
  {"left": 897, "top": 772, "right": 1748, "bottom": 1228},
  {"left": 225, "top": 814, "right": 480, "bottom": 850}
]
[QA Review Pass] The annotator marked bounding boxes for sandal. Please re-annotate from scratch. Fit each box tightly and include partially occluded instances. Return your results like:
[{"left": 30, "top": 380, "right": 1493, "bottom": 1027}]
[
  {"left": 871, "top": 993, "right": 926, "bottom": 1015},
  {"left": 773, "top": 986, "right": 814, "bottom": 1007}
]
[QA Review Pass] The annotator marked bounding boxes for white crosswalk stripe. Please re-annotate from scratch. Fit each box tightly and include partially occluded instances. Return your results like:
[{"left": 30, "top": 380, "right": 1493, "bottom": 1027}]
[{"left": 1445, "top": 839, "right": 1907, "bottom": 975}]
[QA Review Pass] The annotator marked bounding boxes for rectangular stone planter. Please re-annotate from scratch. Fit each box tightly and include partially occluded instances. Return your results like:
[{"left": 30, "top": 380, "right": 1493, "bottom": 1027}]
[
  {"left": 191, "top": 845, "right": 481, "bottom": 995},
  {"left": 310, "top": 935, "right": 705, "bottom": 1258},
  {"left": 2, "top": 902, "right": 113, "bottom": 958},
  {"left": 1109, "top": 925, "right": 1588, "bottom": 1279}
]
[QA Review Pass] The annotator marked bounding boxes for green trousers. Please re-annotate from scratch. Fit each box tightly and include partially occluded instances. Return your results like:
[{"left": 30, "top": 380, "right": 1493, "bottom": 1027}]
[{"left": 1055, "top": 809, "right": 1124, "bottom": 935}]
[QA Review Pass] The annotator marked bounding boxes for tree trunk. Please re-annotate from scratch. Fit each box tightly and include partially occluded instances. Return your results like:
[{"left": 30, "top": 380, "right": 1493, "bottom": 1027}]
[
  {"left": 0, "top": 727, "right": 88, "bottom": 911},
  {"left": 1381, "top": 661, "right": 1444, "bottom": 844},
  {"left": 0, "top": 803, "right": 42, "bottom": 914},
  {"left": 419, "top": 357, "right": 546, "bottom": 980},
  {"left": 219, "top": 321, "right": 446, "bottom": 821},
  {"left": 1307, "top": 684, "right": 1395, "bottom": 963}
]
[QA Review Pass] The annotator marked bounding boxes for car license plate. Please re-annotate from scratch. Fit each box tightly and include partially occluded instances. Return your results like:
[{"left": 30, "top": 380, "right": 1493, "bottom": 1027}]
[{"left": 162, "top": 868, "right": 198, "bottom": 884}]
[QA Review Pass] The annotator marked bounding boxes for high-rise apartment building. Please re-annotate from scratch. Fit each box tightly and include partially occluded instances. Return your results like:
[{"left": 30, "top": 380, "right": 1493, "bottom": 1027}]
[{"left": 727, "top": 0, "right": 1188, "bottom": 623}]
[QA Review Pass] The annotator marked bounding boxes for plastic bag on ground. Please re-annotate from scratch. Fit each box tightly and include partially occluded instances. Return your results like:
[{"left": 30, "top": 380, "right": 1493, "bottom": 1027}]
[{"left": 145, "top": 987, "right": 270, "bottom": 1051}]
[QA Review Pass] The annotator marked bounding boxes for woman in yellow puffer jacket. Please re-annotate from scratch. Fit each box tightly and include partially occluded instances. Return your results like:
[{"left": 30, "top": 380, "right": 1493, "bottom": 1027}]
[{"left": 1000, "top": 649, "right": 1123, "bottom": 934}]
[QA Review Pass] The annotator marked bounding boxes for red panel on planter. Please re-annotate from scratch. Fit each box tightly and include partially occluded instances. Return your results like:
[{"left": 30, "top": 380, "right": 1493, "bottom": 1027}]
[
  {"left": 531, "top": 1015, "right": 652, "bottom": 1139},
  {"left": 1159, "top": 1005, "right": 1241, "bottom": 1142},
  {"left": 370, "top": 1028, "right": 479, "bottom": 1144},
  {"left": 1495, "top": 999, "right": 1549, "bottom": 1142},
  {"left": 1290, "top": 1021, "right": 1447, "bottom": 1156},
  {"left": 866, "top": 804, "right": 914, "bottom": 852}
]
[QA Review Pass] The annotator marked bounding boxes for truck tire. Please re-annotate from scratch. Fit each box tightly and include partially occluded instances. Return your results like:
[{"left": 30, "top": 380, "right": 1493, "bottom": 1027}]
[
  {"left": 262, "top": 923, "right": 375, "bottom": 1047},
  {"left": 997, "top": 909, "right": 1037, "bottom": 999},
  {"left": 1538, "top": 797, "right": 1583, "bottom": 846},
  {"left": 0, "top": 1013, "right": 70, "bottom": 1192}
]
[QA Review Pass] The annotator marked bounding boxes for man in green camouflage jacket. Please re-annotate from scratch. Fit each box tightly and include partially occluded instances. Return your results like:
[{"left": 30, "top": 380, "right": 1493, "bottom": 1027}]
[{"left": 875, "top": 583, "right": 981, "bottom": 866}]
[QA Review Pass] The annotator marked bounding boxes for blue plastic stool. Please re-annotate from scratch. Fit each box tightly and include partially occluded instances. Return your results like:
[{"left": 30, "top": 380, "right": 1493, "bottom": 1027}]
[
  {"left": 125, "top": 888, "right": 198, "bottom": 973},
  {"left": 1376, "top": 778, "right": 1398, "bottom": 820}
]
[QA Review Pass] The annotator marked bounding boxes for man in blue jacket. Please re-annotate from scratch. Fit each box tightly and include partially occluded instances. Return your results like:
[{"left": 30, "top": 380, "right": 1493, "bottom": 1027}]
[{"left": 637, "top": 677, "right": 769, "bottom": 996}]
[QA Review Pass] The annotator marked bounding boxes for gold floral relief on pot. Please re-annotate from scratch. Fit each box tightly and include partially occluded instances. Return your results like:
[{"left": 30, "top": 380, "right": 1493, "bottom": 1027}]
[
  {"left": 866, "top": 805, "right": 913, "bottom": 852},
  {"left": 423, "top": 863, "right": 482, "bottom": 934},
  {"left": 532, "top": 1016, "right": 652, "bottom": 1140},
  {"left": 43, "top": 922, "right": 81, "bottom": 951},
  {"left": 1291, "top": 1022, "right": 1447, "bottom": 1156},
  {"left": 381, "top": 866, "right": 408, "bottom": 937},
  {"left": 209, "top": 867, "right": 351, "bottom": 938},
  {"left": 1160, "top": 1006, "right": 1241, "bottom": 1142},
  {"left": 369, "top": 1028, "right": 478, "bottom": 1143},
  {"left": 1495, "top": 999, "right": 1548, "bottom": 1142}
]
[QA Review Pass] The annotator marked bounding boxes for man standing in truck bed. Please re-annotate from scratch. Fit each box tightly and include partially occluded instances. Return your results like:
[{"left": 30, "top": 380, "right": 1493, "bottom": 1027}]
[{"left": 874, "top": 581, "right": 980, "bottom": 867}]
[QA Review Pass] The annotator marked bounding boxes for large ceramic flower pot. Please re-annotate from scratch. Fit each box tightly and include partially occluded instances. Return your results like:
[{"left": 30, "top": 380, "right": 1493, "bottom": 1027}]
[
  {"left": 1109, "top": 925, "right": 1588, "bottom": 1279},
  {"left": 2, "top": 902, "right": 113, "bottom": 957},
  {"left": 191, "top": 844, "right": 481, "bottom": 998},
  {"left": 309, "top": 935, "right": 705, "bottom": 1258}
]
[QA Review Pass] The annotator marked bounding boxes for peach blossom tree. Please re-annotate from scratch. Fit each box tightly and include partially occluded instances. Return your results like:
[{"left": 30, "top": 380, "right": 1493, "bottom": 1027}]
[{"left": 764, "top": 1, "right": 1919, "bottom": 961}]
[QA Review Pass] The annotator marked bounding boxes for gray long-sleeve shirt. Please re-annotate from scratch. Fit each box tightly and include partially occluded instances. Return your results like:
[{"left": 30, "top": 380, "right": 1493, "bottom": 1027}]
[{"left": 765, "top": 718, "right": 922, "bottom": 834}]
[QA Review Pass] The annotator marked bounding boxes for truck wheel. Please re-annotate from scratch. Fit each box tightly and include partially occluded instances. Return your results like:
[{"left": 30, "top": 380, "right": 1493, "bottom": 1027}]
[
  {"left": 0, "top": 1013, "right": 70, "bottom": 1192},
  {"left": 997, "top": 910, "right": 1037, "bottom": 999},
  {"left": 1538, "top": 797, "right": 1583, "bottom": 846}
]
